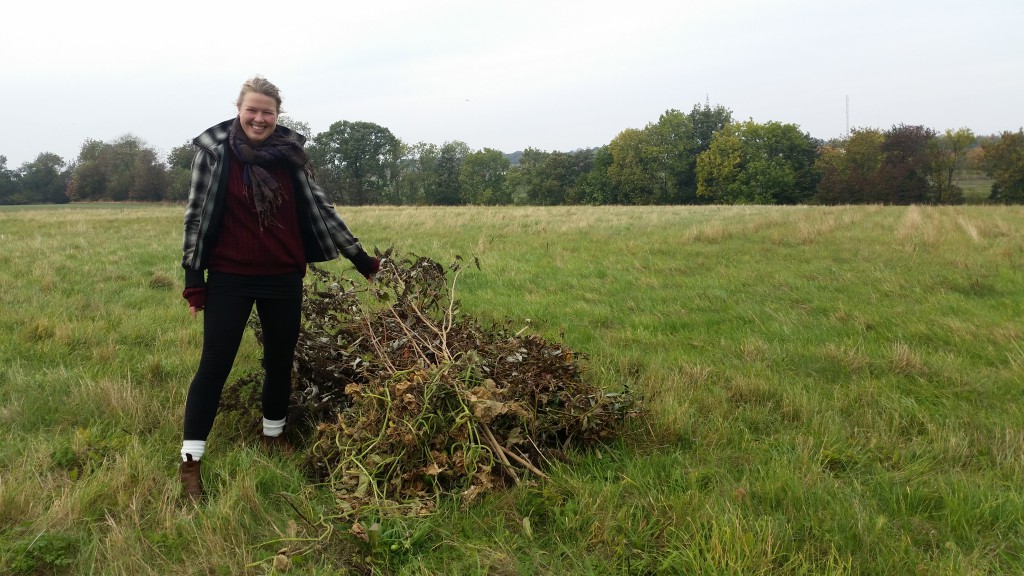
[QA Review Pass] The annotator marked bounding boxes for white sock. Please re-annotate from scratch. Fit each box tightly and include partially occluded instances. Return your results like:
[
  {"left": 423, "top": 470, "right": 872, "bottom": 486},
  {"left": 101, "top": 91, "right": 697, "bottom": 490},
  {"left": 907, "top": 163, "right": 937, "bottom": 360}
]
[
  {"left": 181, "top": 440, "right": 206, "bottom": 462},
  {"left": 262, "top": 417, "right": 286, "bottom": 438}
]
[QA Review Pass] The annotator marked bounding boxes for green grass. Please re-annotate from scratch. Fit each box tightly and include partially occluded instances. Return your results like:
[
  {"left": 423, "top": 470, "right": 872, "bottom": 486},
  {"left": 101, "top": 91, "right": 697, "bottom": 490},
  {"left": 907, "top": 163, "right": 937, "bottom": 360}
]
[
  {"left": 1, "top": 204, "right": 1022, "bottom": 574},
  {"left": 957, "top": 177, "right": 995, "bottom": 205}
]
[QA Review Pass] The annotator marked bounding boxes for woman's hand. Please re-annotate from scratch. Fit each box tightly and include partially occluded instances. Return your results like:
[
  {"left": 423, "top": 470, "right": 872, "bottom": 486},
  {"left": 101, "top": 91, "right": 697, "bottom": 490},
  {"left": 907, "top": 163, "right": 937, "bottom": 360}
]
[{"left": 183, "top": 287, "right": 206, "bottom": 317}]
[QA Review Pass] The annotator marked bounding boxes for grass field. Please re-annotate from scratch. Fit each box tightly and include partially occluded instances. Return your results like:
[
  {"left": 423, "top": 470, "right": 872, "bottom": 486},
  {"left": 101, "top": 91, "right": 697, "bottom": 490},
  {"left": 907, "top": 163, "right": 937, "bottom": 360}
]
[
  {"left": 1, "top": 204, "right": 1022, "bottom": 575},
  {"left": 958, "top": 178, "right": 996, "bottom": 205}
]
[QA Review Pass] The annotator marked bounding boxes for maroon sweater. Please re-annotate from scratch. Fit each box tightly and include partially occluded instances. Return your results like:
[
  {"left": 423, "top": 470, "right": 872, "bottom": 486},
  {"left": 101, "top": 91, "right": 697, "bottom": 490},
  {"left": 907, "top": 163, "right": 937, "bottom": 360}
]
[{"left": 207, "top": 150, "right": 306, "bottom": 276}]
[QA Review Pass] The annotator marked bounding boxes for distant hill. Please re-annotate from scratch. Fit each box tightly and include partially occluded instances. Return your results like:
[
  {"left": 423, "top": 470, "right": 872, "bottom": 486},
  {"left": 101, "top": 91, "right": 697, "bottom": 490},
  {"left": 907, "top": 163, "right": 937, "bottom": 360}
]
[{"left": 504, "top": 147, "right": 600, "bottom": 166}]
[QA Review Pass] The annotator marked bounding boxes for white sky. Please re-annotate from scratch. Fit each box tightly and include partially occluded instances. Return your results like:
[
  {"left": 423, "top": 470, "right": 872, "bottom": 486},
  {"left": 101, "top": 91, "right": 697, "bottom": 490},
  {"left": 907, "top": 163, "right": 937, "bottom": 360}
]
[{"left": 3, "top": 0, "right": 1022, "bottom": 168}]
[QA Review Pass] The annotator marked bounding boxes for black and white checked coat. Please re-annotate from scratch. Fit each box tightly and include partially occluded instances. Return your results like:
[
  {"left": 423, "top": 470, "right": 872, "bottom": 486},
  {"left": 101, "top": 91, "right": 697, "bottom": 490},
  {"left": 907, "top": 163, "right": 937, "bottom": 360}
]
[{"left": 181, "top": 119, "right": 366, "bottom": 287}]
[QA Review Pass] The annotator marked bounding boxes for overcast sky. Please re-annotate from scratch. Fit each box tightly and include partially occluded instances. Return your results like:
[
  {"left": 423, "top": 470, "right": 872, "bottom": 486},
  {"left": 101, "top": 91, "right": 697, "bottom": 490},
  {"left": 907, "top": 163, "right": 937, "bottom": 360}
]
[{"left": 3, "top": 0, "right": 1022, "bottom": 168}]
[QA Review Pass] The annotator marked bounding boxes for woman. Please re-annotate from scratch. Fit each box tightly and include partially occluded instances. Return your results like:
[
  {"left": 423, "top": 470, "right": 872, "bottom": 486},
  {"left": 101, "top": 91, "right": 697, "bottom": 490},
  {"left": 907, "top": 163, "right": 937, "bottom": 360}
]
[{"left": 178, "top": 76, "right": 378, "bottom": 499}]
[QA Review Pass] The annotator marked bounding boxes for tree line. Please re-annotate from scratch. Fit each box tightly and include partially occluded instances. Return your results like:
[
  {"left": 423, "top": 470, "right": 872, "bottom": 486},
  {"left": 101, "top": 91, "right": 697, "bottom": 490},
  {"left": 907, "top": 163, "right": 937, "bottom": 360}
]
[{"left": 2, "top": 103, "right": 1023, "bottom": 206}]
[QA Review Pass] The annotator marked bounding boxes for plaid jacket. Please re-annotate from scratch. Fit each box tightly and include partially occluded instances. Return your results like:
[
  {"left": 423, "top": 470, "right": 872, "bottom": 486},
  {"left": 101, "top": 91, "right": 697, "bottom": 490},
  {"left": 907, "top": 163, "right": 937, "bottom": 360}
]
[{"left": 181, "top": 119, "right": 365, "bottom": 286}]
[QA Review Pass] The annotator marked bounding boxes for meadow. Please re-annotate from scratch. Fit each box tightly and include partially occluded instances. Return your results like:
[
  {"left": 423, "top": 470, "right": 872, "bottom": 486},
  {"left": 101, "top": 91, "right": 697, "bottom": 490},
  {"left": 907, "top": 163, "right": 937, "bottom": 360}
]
[{"left": 0, "top": 203, "right": 1021, "bottom": 575}]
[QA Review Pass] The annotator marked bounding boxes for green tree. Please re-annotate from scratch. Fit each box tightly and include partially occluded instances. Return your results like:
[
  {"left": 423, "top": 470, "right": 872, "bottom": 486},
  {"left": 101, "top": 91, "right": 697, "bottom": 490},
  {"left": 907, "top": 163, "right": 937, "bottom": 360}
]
[
  {"left": 460, "top": 148, "right": 510, "bottom": 205},
  {"left": 397, "top": 142, "right": 436, "bottom": 205},
  {"left": 308, "top": 121, "right": 402, "bottom": 205},
  {"left": 607, "top": 129, "right": 662, "bottom": 204},
  {"left": 106, "top": 135, "right": 146, "bottom": 201},
  {"left": 572, "top": 145, "right": 614, "bottom": 204},
  {"left": 165, "top": 142, "right": 196, "bottom": 202},
  {"left": 128, "top": 148, "right": 168, "bottom": 201},
  {"left": 278, "top": 114, "right": 312, "bottom": 140},
  {"left": 67, "top": 135, "right": 168, "bottom": 201},
  {"left": 428, "top": 141, "right": 470, "bottom": 205},
  {"left": 813, "top": 145, "right": 848, "bottom": 204},
  {"left": 917, "top": 127, "right": 974, "bottom": 205},
  {"left": 0, "top": 156, "right": 22, "bottom": 204},
  {"left": 67, "top": 139, "right": 108, "bottom": 201},
  {"left": 507, "top": 148, "right": 596, "bottom": 205},
  {"left": 606, "top": 102, "right": 732, "bottom": 205},
  {"left": 982, "top": 129, "right": 1024, "bottom": 204},
  {"left": 555, "top": 149, "right": 596, "bottom": 205},
  {"left": 18, "top": 153, "right": 69, "bottom": 204},
  {"left": 697, "top": 120, "right": 819, "bottom": 204},
  {"left": 690, "top": 101, "right": 734, "bottom": 154},
  {"left": 813, "top": 128, "right": 884, "bottom": 204},
  {"left": 664, "top": 102, "right": 733, "bottom": 203},
  {"left": 648, "top": 110, "right": 692, "bottom": 203},
  {"left": 506, "top": 148, "right": 549, "bottom": 204}
]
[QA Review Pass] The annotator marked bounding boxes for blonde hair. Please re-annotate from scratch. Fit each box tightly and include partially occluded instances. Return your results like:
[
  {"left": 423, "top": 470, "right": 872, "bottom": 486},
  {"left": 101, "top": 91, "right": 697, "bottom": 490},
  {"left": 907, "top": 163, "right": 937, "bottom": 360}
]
[{"left": 236, "top": 76, "right": 284, "bottom": 113}]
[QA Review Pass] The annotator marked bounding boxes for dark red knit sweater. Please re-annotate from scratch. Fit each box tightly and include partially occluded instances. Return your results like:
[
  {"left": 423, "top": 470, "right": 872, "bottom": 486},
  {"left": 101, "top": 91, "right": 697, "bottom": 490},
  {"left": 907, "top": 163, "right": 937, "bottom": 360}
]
[{"left": 207, "top": 150, "right": 306, "bottom": 276}]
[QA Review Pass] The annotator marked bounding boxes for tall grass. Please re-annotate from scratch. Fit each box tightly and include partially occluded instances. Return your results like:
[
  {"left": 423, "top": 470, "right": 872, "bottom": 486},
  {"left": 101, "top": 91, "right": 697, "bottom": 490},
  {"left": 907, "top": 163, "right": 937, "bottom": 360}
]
[{"left": 1, "top": 204, "right": 1022, "bottom": 574}]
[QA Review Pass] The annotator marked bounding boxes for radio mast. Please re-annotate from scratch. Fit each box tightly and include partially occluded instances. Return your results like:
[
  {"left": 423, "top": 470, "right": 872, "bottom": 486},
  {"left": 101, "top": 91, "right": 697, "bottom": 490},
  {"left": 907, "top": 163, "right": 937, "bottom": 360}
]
[{"left": 846, "top": 95, "right": 850, "bottom": 138}]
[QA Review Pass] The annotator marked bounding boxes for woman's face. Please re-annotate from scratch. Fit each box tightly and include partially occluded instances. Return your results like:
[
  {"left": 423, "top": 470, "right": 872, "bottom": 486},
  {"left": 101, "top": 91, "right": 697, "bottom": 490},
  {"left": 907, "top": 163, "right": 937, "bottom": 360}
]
[{"left": 237, "top": 92, "right": 278, "bottom": 144}]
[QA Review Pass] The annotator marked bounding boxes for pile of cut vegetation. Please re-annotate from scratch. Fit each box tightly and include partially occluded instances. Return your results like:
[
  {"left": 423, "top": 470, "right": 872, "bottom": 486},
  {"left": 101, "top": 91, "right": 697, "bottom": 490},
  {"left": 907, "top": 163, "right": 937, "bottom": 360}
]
[{"left": 221, "top": 249, "right": 640, "bottom": 515}]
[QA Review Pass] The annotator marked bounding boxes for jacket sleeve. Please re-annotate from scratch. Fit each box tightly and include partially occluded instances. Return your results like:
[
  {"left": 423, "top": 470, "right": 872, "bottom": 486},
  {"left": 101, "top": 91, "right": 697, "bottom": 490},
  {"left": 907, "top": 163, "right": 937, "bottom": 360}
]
[
  {"left": 181, "top": 149, "right": 216, "bottom": 278},
  {"left": 304, "top": 172, "right": 366, "bottom": 261}
]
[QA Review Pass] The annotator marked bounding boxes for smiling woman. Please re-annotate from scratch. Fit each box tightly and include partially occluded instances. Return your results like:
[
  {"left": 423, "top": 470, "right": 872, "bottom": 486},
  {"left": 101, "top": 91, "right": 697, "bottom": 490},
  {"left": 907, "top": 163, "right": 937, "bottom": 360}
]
[
  {"left": 236, "top": 77, "right": 281, "bottom": 144},
  {"left": 176, "top": 75, "right": 383, "bottom": 500}
]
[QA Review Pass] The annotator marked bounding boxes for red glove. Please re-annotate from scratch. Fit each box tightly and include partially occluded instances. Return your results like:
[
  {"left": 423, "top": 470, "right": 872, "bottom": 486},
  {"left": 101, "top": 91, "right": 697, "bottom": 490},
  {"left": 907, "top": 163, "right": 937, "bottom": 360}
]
[
  {"left": 182, "top": 287, "right": 206, "bottom": 311},
  {"left": 352, "top": 251, "right": 381, "bottom": 279}
]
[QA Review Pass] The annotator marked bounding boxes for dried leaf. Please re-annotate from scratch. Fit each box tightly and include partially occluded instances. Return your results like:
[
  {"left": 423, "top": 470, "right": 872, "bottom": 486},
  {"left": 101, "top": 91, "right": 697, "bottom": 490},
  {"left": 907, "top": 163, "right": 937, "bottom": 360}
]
[
  {"left": 349, "top": 522, "right": 368, "bottom": 542},
  {"left": 273, "top": 554, "right": 291, "bottom": 571},
  {"left": 472, "top": 399, "right": 507, "bottom": 424}
]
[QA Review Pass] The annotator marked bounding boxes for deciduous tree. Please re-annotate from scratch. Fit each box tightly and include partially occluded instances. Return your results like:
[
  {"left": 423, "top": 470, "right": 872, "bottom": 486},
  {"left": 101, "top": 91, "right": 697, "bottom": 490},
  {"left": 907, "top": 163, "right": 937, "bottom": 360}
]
[
  {"left": 18, "top": 153, "right": 69, "bottom": 204},
  {"left": 460, "top": 148, "right": 510, "bottom": 205},
  {"left": 506, "top": 148, "right": 550, "bottom": 204},
  {"left": 397, "top": 142, "right": 437, "bottom": 205},
  {"left": 0, "top": 156, "right": 22, "bottom": 204},
  {"left": 875, "top": 124, "right": 937, "bottom": 204},
  {"left": 982, "top": 129, "right": 1024, "bottom": 204},
  {"left": 308, "top": 121, "right": 401, "bottom": 205},
  {"left": 929, "top": 127, "right": 973, "bottom": 204},
  {"left": 607, "top": 129, "right": 662, "bottom": 204},
  {"left": 429, "top": 141, "right": 470, "bottom": 205},
  {"left": 128, "top": 148, "right": 168, "bottom": 201},
  {"left": 697, "top": 120, "right": 819, "bottom": 204},
  {"left": 67, "top": 139, "right": 108, "bottom": 201},
  {"left": 814, "top": 128, "right": 884, "bottom": 204},
  {"left": 672, "top": 102, "right": 733, "bottom": 203},
  {"left": 165, "top": 143, "right": 196, "bottom": 202},
  {"left": 278, "top": 115, "right": 312, "bottom": 140},
  {"left": 572, "top": 145, "right": 614, "bottom": 204},
  {"left": 507, "top": 148, "right": 595, "bottom": 205},
  {"left": 67, "top": 135, "right": 167, "bottom": 201}
]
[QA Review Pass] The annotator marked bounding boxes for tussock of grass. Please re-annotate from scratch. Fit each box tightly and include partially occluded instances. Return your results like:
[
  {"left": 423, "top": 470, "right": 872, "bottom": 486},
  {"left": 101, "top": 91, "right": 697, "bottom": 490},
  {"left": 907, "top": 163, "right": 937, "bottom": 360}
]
[{"left": 889, "top": 341, "right": 928, "bottom": 377}]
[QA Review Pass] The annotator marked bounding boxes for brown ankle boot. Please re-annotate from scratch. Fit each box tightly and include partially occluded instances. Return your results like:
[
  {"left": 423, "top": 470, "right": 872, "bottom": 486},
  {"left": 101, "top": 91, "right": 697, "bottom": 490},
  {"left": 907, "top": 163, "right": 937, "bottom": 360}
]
[
  {"left": 260, "top": 433, "right": 295, "bottom": 455},
  {"left": 179, "top": 454, "right": 203, "bottom": 500}
]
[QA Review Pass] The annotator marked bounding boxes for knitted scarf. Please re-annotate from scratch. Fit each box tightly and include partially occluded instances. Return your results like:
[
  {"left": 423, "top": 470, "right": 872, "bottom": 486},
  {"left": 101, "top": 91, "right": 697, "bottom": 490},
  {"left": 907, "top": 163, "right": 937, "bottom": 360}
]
[{"left": 228, "top": 117, "right": 310, "bottom": 229}]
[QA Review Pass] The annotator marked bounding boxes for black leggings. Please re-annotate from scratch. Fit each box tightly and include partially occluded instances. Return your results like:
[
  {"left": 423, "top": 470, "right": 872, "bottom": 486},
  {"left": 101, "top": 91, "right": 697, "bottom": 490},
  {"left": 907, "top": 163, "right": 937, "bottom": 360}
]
[{"left": 182, "top": 283, "right": 302, "bottom": 441}]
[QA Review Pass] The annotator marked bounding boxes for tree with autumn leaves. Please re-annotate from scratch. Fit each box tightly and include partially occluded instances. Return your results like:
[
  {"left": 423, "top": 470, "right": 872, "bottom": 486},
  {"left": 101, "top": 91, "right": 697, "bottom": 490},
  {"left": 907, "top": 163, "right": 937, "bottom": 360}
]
[
  {"left": 812, "top": 125, "right": 992, "bottom": 205},
  {"left": 4, "top": 107, "right": 1024, "bottom": 206}
]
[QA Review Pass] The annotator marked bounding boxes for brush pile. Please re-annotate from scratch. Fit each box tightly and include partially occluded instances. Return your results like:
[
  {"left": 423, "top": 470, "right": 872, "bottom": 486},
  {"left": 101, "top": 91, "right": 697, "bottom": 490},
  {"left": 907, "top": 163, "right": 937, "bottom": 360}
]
[{"left": 221, "top": 249, "right": 639, "bottom": 514}]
